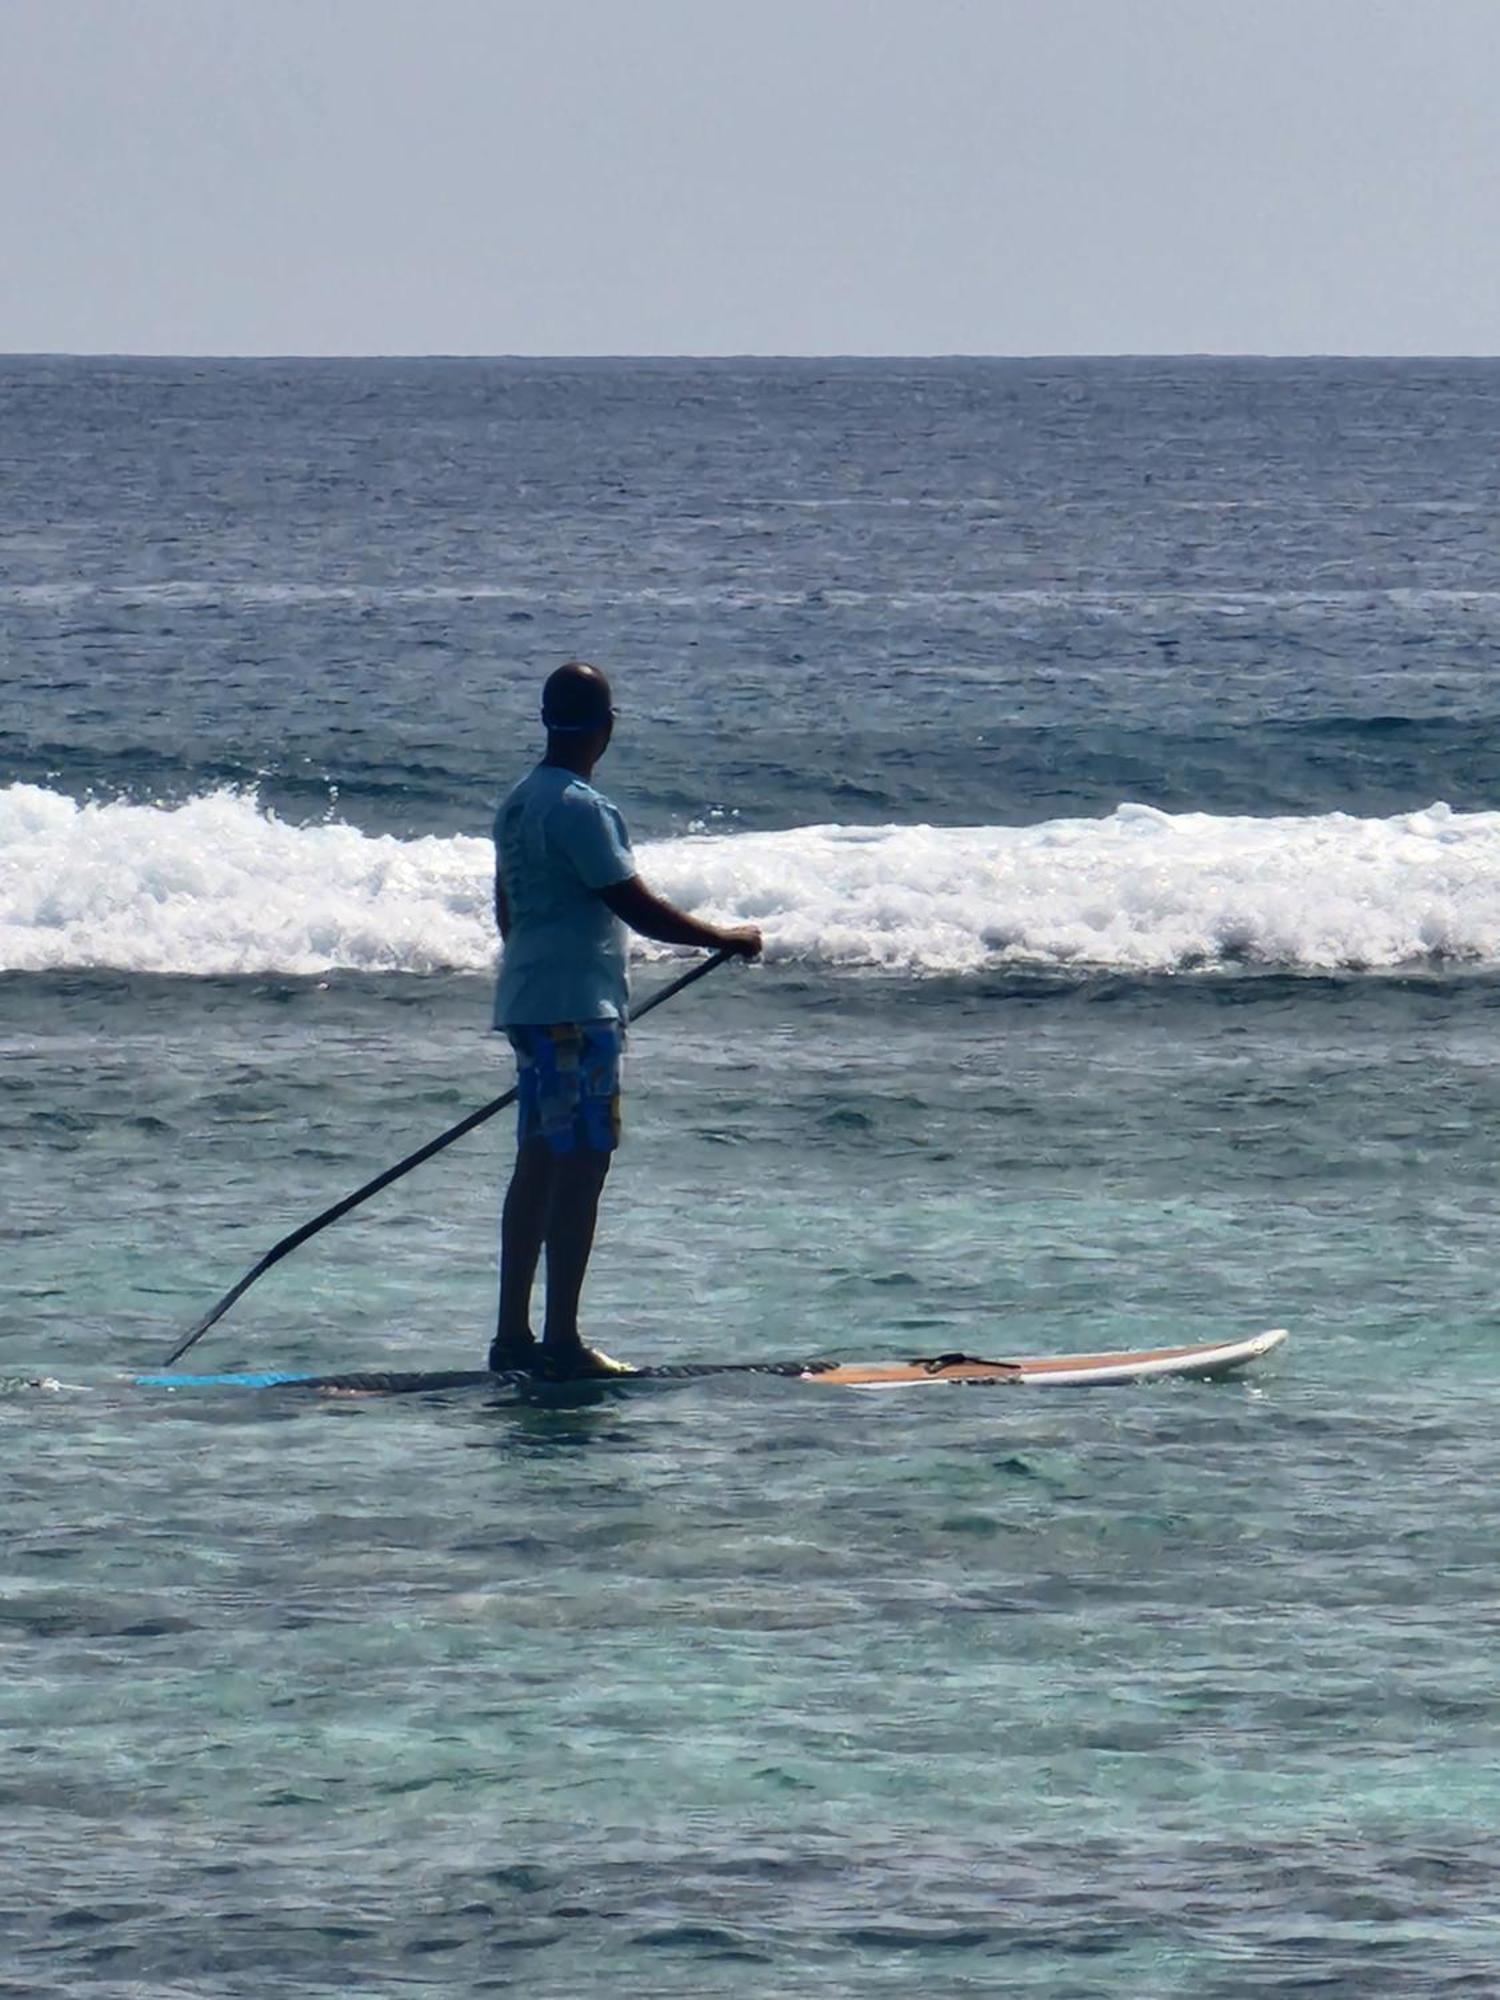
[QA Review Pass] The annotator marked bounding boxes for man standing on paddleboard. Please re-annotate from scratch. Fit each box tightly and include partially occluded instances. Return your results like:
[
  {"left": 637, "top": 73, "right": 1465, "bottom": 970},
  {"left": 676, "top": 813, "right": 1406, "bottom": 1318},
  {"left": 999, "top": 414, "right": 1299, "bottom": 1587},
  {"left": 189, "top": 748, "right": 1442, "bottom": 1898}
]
[{"left": 491, "top": 662, "right": 762, "bottom": 1380}]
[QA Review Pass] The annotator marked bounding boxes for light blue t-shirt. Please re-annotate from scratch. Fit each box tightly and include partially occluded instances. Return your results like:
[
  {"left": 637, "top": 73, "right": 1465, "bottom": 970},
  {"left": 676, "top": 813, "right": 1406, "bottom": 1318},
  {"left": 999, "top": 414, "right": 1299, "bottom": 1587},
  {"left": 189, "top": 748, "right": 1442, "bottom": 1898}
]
[{"left": 492, "top": 764, "right": 637, "bottom": 1027}]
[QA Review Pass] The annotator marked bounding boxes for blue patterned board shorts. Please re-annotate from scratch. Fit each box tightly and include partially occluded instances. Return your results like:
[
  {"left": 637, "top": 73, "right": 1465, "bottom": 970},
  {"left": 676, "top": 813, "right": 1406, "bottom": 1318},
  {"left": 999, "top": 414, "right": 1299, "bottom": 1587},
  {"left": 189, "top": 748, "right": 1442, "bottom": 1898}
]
[{"left": 507, "top": 1023, "right": 624, "bottom": 1155}]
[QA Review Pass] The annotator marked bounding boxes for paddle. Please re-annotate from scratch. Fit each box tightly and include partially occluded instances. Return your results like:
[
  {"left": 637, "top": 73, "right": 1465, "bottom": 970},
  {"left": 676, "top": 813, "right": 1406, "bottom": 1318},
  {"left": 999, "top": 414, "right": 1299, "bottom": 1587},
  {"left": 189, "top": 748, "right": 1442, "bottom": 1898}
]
[{"left": 162, "top": 949, "right": 733, "bottom": 1366}]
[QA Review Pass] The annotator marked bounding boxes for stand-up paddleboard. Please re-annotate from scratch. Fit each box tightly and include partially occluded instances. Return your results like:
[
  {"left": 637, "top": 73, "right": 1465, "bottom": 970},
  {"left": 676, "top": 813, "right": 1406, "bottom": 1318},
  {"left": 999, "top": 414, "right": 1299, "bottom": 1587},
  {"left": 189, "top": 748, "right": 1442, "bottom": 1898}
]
[{"left": 132, "top": 1327, "right": 1287, "bottom": 1396}]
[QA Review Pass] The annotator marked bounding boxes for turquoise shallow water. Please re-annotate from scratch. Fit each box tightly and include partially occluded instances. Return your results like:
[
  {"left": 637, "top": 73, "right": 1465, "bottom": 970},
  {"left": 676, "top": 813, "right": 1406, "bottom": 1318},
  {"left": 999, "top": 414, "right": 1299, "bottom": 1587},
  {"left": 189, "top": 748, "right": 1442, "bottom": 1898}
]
[
  {"left": 8, "top": 967, "right": 1500, "bottom": 1993},
  {"left": 8, "top": 357, "right": 1500, "bottom": 1993}
]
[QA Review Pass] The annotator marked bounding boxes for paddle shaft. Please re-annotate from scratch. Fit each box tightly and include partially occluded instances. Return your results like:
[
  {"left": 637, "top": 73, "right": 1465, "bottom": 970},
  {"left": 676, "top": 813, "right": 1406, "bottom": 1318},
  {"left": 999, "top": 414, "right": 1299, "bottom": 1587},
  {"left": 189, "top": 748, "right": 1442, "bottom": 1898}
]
[{"left": 162, "top": 949, "right": 733, "bottom": 1366}]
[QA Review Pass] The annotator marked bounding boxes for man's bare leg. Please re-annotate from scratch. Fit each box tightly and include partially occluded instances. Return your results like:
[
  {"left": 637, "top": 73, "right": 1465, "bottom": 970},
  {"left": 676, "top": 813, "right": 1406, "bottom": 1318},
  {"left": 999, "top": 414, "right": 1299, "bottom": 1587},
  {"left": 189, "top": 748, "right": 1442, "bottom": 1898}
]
[
  {"left": 541, "top": 1150, "right": 611, "bottom": 1360},
  {"left": 492, "top": 1136, "right": 553, "bottom": 1366}
]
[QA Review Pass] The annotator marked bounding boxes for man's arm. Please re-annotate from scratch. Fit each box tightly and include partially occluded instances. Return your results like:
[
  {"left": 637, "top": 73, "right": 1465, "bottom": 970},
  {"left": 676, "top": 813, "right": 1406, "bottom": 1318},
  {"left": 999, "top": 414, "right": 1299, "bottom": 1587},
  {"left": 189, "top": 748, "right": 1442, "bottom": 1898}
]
[
  {"left": 600, "top": 875, "right": 761, "bottom": 958},
  {"left": 495, "top": 870, "right": 511, "bottom": 941}
]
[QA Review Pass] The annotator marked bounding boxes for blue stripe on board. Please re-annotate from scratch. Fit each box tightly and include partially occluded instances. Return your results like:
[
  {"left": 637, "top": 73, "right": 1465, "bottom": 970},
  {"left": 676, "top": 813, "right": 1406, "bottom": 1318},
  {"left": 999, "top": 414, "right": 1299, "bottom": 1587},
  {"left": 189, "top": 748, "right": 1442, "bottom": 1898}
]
[{"left": 134, "top": 1371, "right": 323, "bottom": 1388}]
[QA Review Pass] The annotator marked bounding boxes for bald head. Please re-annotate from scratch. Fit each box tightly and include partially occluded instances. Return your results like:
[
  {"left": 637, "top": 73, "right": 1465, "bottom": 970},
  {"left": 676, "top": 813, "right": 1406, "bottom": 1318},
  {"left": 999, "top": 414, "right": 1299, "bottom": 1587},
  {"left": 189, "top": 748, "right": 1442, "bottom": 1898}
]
[{"left": 541, "top": 661, "right": 614, "bottom": 736}]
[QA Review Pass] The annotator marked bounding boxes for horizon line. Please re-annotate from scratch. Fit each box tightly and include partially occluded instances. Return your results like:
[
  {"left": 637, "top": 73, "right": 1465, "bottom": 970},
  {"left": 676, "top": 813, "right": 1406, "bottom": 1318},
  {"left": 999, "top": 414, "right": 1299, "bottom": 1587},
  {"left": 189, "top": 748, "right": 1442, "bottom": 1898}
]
[{"left": 6, "top": 348, "right": 1500, "bottom": 364}]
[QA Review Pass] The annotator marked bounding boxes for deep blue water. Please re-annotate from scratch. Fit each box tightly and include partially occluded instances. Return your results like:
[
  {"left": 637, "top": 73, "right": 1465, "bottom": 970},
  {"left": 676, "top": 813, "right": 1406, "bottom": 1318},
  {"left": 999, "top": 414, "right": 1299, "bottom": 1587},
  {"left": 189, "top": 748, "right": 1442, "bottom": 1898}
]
[
  {"left": 5, "top": 357, "right": 1500, "bottom": 1996},
  {"left": 7, "top": 356, "right": 1500, "bottom": 837}
]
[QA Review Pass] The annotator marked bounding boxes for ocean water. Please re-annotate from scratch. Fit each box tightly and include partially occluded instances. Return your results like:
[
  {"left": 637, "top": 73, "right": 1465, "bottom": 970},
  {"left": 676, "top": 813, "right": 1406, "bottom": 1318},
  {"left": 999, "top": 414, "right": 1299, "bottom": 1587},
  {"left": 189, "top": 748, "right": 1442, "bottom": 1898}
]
[{"left": 5, "top": 356, "right": 1500, "bottom": 1996}]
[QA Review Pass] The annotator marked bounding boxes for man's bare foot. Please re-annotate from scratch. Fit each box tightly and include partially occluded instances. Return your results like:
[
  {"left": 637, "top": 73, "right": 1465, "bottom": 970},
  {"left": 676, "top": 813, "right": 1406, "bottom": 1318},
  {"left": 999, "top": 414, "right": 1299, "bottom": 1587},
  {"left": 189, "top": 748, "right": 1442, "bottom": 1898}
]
[
  {"left": 488, "top": 1329, "right": 540, "bottom": 1372},
  {"left": 537, "top": 1343, "right": 636, "bottom": 1382}
]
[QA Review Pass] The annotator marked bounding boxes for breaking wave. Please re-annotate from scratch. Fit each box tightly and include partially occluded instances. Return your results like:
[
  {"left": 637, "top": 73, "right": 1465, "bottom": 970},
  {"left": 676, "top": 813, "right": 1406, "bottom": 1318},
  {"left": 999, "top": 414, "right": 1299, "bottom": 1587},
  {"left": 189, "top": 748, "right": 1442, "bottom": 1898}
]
[{"left": 4, "top": 783, "right": 1500, "bottom": 978}]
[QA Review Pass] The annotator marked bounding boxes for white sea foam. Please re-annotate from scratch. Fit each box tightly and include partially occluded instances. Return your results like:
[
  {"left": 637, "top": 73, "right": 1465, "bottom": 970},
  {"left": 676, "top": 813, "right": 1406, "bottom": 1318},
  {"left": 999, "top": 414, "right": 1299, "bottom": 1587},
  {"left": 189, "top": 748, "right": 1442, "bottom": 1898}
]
[{"left": 5, "top": 783, "right": 1500, "bottom": 979}]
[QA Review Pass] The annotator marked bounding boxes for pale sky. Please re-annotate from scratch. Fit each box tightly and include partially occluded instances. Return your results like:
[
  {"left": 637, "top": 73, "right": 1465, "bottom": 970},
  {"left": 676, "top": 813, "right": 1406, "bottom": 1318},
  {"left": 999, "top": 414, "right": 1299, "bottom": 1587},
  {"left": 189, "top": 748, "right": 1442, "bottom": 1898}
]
[{"left": 3, "top": 0, "right": 1499, "bottom": 355}]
